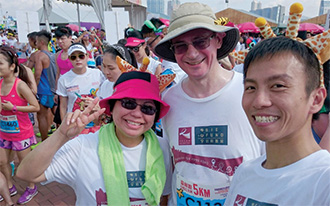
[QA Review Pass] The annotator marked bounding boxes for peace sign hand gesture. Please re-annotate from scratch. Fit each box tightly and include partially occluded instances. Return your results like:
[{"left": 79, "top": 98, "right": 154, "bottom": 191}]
[{"left": 58, "top": 97, "right": 105, "bottom": 139}]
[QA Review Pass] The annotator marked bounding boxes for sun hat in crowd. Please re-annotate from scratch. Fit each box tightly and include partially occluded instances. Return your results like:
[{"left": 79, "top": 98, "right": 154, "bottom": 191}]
[
  {"left": 68, "top": 43, "right": 87, "bottom": 56},
  {"left": 154, "top": 2, "right": 240, "bottom": 62},
  {"left": 99, "top": 71, "right": 170, "bottom": 121}
]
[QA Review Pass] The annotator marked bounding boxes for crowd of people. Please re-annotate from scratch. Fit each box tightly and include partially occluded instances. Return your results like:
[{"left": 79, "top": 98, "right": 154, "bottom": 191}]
[{"left": 0, "top": 1, "right": 330, "bottom": 206}]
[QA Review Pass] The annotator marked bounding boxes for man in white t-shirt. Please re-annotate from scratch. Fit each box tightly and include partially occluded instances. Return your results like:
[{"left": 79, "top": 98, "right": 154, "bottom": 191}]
[
  {"left": 154, "top": 3, "right": 264, "bottom": 205},
  {"left": 224, "top": 36, "right": 330, "bottom": 205}
]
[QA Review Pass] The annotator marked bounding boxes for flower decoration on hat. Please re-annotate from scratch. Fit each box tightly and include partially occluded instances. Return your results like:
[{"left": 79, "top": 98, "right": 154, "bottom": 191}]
[
  {"left": 214, "top": 17, "right": 229, "bottom": 26},
  {"left": 230, "top": 2, "right": 330, "bottom": 87},
  {"left": 116, "top": 56, "right": 176, "bottom": 92}
]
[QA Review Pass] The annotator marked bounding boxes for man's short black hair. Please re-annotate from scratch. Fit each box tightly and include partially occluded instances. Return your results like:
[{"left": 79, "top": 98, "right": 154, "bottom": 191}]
[
  {"left": 36, "top": 30, "right": 52, "bottom": 43},
  {"left": 54, "top": 26, "right": 72, "bottom": 38}
]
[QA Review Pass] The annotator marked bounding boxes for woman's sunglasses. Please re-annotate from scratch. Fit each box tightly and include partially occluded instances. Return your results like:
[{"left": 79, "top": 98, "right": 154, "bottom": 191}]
[
  {"left": 69, "top": 54, "right": 86, "bottom": 61},
  {"left": 120, "top": 99, "right": 157, "bottom": 115},
  {"left": 128, "top": 43, "right": 144, "bottom": 52}
]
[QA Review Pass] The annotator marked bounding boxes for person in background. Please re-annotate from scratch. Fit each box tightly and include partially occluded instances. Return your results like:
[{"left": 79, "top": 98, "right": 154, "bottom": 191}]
[
  {"left": 53, "top": 26, "right": 74, "bottom": 127},
  {"left": 125, "top": 28, "right": 162, "bottom": 76},
  {"left": 154, "top": 3, "right": 264, "bottom": 204},
  {"left": 17, "top": 71, "right": 172, "bottom": 205},
  {"left": 224, "top": 36, "right": 330, "bottom": 205},
  {"left": 0, "top": 46, "right": 40, "bottom": 205},
  {"left": 13, "top": 33, "right": 28, "bottom": 65},
  {"left": 56, "top": 43, "right": 104, "bottom": 135},
  {"left": 26, "top": 31, "right": 39, "bottom": 71},
  {"left": 97, "top": 44, "right": 137, "bottom": 99},
  {"left": 75, "top": 30, "right": 103, "bottom": 68},
  {"left": 141, "top": 17, "right": 186, "bottom": 84},
  {"left": 34, "top": 30, "right": 57, "bottom": 141}
]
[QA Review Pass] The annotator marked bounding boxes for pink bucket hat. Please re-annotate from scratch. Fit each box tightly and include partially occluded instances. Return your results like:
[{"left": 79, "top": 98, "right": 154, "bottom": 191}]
[{"left": 99, "top": 71, "right": 170, "bottom": 121}]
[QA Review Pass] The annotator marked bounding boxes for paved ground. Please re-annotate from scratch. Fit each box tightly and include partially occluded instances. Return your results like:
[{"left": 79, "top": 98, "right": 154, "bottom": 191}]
[{"left": 0, "top": 113, "right": 76, "bottom": 206}]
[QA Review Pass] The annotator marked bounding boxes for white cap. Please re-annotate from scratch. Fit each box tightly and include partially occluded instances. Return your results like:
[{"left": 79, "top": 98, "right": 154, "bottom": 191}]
[{"left": 68, "top": 44, "right": 87, "bottom": 56}]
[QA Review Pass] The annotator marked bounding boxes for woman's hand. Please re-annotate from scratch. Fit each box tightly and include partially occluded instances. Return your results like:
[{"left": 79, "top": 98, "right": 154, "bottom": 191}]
[
  {"left": 58, "top": 97, "right": 105, "bottom": 139},
  {"left": 1, "top": 100, "right": 13, "bottom": 111}
]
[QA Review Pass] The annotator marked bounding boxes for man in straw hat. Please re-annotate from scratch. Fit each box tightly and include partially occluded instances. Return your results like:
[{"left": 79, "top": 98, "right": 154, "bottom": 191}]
[
  {"left": 154, "top": 2, "right": 264, "bottom": 205},
  {"left": 224, "top": 36, "right": 330, "bottom": 205}
]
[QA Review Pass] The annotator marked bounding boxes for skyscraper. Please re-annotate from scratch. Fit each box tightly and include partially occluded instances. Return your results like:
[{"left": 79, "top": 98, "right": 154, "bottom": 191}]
[
  {"left": 319, "top": 0, "right": 330, "bottom": 15},
  {"left": 147, "top": 0, "right": 165, "bottom": 15},
  {"left": 251, "top": 0, "right": 258, "bottom": 11}
]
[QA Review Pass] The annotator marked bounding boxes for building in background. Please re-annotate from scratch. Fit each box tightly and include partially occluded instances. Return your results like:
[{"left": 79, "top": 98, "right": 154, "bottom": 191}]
[
  {"left": 251, "top": 5, "right": 285, "bottom": 24},
  {"left": 319, "top": 0, "right": 330, "bottom": 15},
  {"left": 251, "top": 0, "right": 262, "bottom": 11},
  {"left": 147, "top": 0, "right": 165, "bottom": 16},
  {"left": 167, "top": 0, "right": 180, "bottom": 17}
]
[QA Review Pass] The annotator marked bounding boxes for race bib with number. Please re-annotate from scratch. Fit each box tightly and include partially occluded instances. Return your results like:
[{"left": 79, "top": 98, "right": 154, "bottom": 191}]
[
  {"left": 176, "top": 174, "right": 229, "bottom": 206},
  {"left": 0, "top": 115, "right": 20, "bottom": 133}
]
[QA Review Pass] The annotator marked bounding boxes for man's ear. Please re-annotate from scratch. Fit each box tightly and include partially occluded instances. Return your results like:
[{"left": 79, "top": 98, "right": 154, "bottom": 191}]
[
  {"left": 215, "top": 32, "right": 226, "bottom": 49},
  {"left": 310, "top": 87, "right": 327, "bottom": 114}
]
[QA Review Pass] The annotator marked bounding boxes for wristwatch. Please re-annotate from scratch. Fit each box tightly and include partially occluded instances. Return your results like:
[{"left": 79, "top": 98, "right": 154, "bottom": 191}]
[{"left": 12, "top": 105, "right": 17, "bottom": 113}]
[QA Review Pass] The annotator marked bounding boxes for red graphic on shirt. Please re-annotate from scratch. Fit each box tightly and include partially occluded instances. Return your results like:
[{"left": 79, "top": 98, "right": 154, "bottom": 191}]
[
  {"left": 95, "top": 188, "right": 107, "bottom": 206},
  {"left": 234, "top": 194, "right": 246, "bottom": 206},
  {"left": 171, "top": 147, "right": 243, "bottom": 176},
  {"left": 73, "top": 94, "right": 94, "bottom": 112},
  {"left": 178, "top": 127, "right": 192, "bottom": 145}
]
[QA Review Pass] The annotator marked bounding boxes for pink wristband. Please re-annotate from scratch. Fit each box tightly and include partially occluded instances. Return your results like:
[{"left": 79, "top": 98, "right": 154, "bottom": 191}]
[{"left": 12, "top": 105, "right": 17, "bottom": 113}]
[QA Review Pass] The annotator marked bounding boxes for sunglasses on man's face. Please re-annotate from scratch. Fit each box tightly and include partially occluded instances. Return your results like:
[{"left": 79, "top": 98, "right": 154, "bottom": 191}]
[
  {"left": 170, "top": 33, "right": 215, "bottom": 54},
  {"left": 69, "top": 54, "right": 86, "bottom": 61},
  {"left": 128, "top": 43, "right": 144, "bottom": 52},
  {"left": 120, "top": 99, "right": 157, "bottom": 115}
]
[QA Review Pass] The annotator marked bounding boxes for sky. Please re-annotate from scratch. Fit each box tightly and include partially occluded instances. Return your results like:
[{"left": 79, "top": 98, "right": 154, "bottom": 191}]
[{"left": 0, "top": 0, "right": 323, "bottom": 20}]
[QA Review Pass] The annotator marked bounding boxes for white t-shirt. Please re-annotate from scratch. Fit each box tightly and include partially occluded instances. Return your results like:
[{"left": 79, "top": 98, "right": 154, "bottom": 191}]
[
  {"left": 97, "top": 79, "right": 114, "bottom": 99},
  {"left": 56, "top": 68, "right": 105, "bottom": 112},
  {"left": 42, "top": 131, "right": 172, "bottom": 205},
  {"left": 162, "top": 71, "right": 265, "bottom": 205},
  {"left": 137, "top": 57, "right": 161, "bottom": 75},
  {"left": 225, "top": 150, "right": 330, "bottom": 206}
]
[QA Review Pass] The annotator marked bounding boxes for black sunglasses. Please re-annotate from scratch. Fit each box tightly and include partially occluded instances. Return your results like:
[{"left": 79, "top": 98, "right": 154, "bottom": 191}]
[
  {"left": 69, "top": 54, "right": 86, "bottom": 61},
  {"left": 170, "top": 33, "right": 215, "bottom": 54},
  {"left": 128, "top": 43, "right": 144, "bottom": 52},
  {"left": 120, "top": 99, "right": 157, "bottom": 115}
]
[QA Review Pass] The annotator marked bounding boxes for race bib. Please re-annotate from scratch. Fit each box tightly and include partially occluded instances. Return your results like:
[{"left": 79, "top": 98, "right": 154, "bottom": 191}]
[
  {"left": 176, "top": 174, "right": 229, "bottom": 206},
  {"left": 0, "top": 115, "right": 20, "bottom": 133}
]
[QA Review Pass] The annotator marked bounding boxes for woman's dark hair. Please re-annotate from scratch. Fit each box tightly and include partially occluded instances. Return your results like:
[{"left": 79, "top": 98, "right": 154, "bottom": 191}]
[
  {"left": 55, "top": 26, "right": 72, "bottom": 38},
  {"left": 0, "top": 46, "right": 31, "bottom": 88},
  {"left": 104, "top": 44, "right": 137, "bottom": 68}
]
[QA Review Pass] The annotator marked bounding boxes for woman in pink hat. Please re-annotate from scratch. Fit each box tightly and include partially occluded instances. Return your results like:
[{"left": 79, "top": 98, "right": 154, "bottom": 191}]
[
  {"left": 125, "top": 28, "right": 162, "bottom": 76},
  {"left": 17, "top": 71, "right": 172, "bottom": 205}
]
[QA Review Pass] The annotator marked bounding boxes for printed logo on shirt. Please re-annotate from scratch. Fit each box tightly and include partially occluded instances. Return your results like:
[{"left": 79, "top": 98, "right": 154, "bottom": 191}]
[
  {"left": 234, "top": 194, "right": 246, "bottom": 206},
  {"left": 127, "top": 171, "right": 145, "bottom": 188},
  {"left": 178, "top": 127, "right": 192, "bottom": 145},
  {"left": 95, "top": 188, "right": 107, "bottom": 206},
  {"left": 92, "top": 81, "right": 100, "bottom": 86},
  {"left": 233, "top": 194, "right": 278, "bottom": 206},
  {"left": 66, "top": 85, "right": 79, "bottom": 92},
  {"left": 171, "top": 147, "right": 242, "bottom": 176},
  {"left": 195, "top": 125, "right": 228, "bottom": 145}
]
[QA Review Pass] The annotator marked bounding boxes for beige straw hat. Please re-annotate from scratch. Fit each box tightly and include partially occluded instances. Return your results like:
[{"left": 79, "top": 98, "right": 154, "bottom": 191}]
[{"left": 154, "top": 2, "right": 239, "bottom": 62}]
